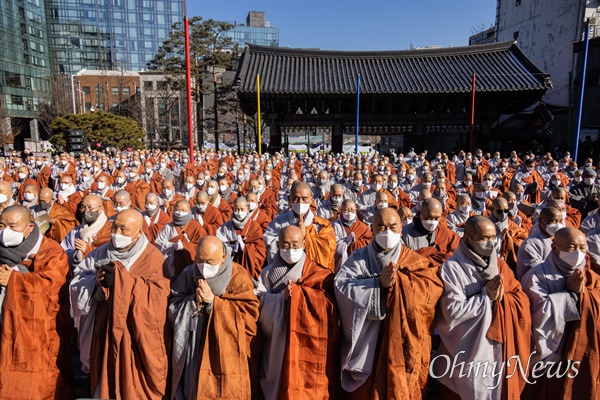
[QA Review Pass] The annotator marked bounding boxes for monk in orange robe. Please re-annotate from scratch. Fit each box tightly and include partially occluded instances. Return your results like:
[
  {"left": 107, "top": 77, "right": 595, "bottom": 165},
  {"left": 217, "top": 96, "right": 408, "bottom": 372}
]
[
  {"left": 143, "top": 192, "right": 172, "bottom": 244},
  {"left": 264, "top": 182, "right": 337, "bottom": 271},
  {"left": 126, "top": 167, "right": 150, "bottom": 211},
  {"left": 402, "top": 198, "right": 460, "bottom": 266},
  {"left": 144, "top": 161, "right": 163, "bottom": 195},
  {"left": 0, "top": 206, "right": 73, "bottom": 399},
  {"left": 70, "top": 210, "right": 170, "bottom": 400},
  {"left": 335, "top": 208, "right": 443, "bottom": 399},
  {"left": 169, "top": 235, "right": 259, "bottom": 399},
  {"left": 15, "top": 165, "right": 38, "bottom": 202},
  {"left": 156, "top": 200, "right": 207, "bottom": 279},
  {"left": 32, "top": 187, "right": 79, "bottom": 243},
  {"left": 332, "top": 200, "right": 373, "bottom": 272},
  {"left": 35, "top": 158, "right": 52, "bottom": 189},
  {"left": 216, "top": 197, "right": 267, "bottom": 279},
  {"left": 489, "top": 197, "right": 529, "bottom": 272},
  {"left": 60, "top": 194, "right": 112, "bottom": 268},
  {"left": 247, "top": 192, "right": 271, "bottom": 232},
  {"left": 194, "top": 190, "right": 226, "bottom": 236},
  {"left": 207, "top": 180, "right": 233, "bottom": 220},
  {"left": 57, "top": 175, "right": 82, "bottom": 217},
  {"left": 160, "top": 179, "right": 184, "bottom": 217},
  {"left": 257, "top": 226, "right": 339, "bottom": 399}
]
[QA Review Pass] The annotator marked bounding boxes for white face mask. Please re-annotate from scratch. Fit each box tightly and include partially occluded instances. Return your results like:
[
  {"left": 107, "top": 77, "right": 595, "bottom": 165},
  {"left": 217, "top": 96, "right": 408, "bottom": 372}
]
[
  {"left": 330, "top": 196, "right": 343, "bottom": 205},
  {"left": 173, "top": 211, "right": 189, "bottom": 218},
  {"left": 146, "top": 204, "right": 157, "bottom": 211},
  {"left": 376, "top": 202, "right": 388, "bottom": 210},
  {"left": 0, "top": 227, "right": 25, "bottom": 247},
  {"left": 458, "top": 205, "right": 471, "bottom": 214},
  {"left": 544, "top": 222, "right": 564, "bottom": 236},
  {"left": 18, "top": 172, "right": 27, "bottom": 180},
  {"left": 23, "top": 193, "right": 35, "bottom": 202},
  {"left": 196, "top": 261, "right": 221, "bottom": 279},
  {"left": 475, "top": 191, "right": 485, "bottom": 199},
  {"left": 483, "top": 179, "right": 494, "bottom": 187},
  {"left": 219, "top": 185, "right": 227, "bottom": 192},
  {"left": 402, "top": 218, "right": 413, "bottom": 226},
  {"left": 164, "top": 189, "right": 174, "bottom": 197},
  {"left": 197, "top": 179, "right": 205, "bottom": 186},
  {"left": 342, "top": 212, "right": 356, "bottom": 221},
  {"left": 551, "top": 180, "right": 561, "bottom": 187},
  {"left": 197, "top": 204, "right": 207, "bottom": 213},
  {"left": 61, "top": 183, "right": 70, "bottom": 191},
  {"left": 375, "top": 229, "right": 401, "bottom": 250},
  {"left": 97, "top": 182, "right": 106, "bottom": 190},
  {"left": 111, "top": 232, "right": 135, "bottom": 249},
  {"left": 117, "top": 177, "right": 125, "bottom": 184},
  {"left": 234, "top": 211, "right": 248, "bottom": 220},
  {"left": 421, "top": 182, "right": 432, "bottom": 189},
  {"left": 372, "top": 183, "right": 382, "bottom": 192},
  {"left": 585, "top": 177, "right": 595, "bottom": 186},
  {"left": 421, "top": 219, "right": 439, "bottom": 232},
  {"left": 559, "top": 249, "right": 586, "bottom": 269},
  {"left": 207, "top": 187, "right": 217, "bottom": 196},
  {"left": 291, "top": 202, "right": 310, "bottom": 216},
  {"left": 280, "top": 248, "right": 304, "bottom": 264},
  {"left": 185, "top": 183, "right": 194, "bottom": 190},
  {"left": 114, "top": 205, "right": 129, "bottom": 213},
  {"left": 574, "top": 176, "right": 582, "bottom": 183},
  {"left": 248, "top": 201, "right": 257, "bottom": 211}
]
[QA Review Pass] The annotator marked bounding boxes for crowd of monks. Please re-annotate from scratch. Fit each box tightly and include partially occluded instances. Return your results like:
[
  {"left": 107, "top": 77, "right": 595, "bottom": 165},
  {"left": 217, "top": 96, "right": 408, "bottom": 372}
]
[{"left": 1, "top": 147, "right": 600, "bottom": 399}]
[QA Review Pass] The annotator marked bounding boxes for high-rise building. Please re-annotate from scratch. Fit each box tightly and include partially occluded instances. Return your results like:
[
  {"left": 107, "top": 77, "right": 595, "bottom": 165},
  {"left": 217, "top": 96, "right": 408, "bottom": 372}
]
[
  {"left": 223, "top": 11, "right": 279, "bottom": 48},
  {"left": 45, "top": 0, "right": 183, "bottom": 74},
  {"left": 0, "top": 0, "right": 51, "bottom": 142}
]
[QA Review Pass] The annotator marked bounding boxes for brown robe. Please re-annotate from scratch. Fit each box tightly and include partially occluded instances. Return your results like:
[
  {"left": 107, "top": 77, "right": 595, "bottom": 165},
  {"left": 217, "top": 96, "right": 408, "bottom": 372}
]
[
  {"left": 47, "top": 202, "right": 79, "bottom": 243},
  {"left": 16, "top": 177, "right": 39, "bottom": 202},
  {"left": 250, "top": 208, "right": 271, "bottom": 233},
  {"left": 194, "top": 263, "right": 259, "bottom": 399},
  {"left": 305, "top": 215, "right": 337, "bottom": 272},
  {"left": 228, "top": 219, "right": 267, "bottom": 280},
  {"left": 36, "top": 165, "right": 52, "bottom": 189},
  {"left": 90, "top": 243, "right": 170, "bottom": 400},
  {"left": 82, "top": 220, "right": 113, "bottom": 258},
  {"left": 147, "top": 209, "right": 172, "bottom": 245},
  {"left": 127, "top": 180, "right": 150, "bottom": 211},
  {"left": 0, "top": 237, "right": 73, "bottom": 399},
  {"left": 201, "top": 204, "right": 226, "bottom": 236},
  {"left": 411, "top": 220, "right": 461, "bottom": 267},
  {"left": 167, "top": 220, "right": 208, "bottom": 279},
  {"left": 276, "top": 259, "right": 340, "bottom": 399},
  {"left": 342, "top": 219, "right": 373, "bottom": 255},
  {"left": 60, "top": 192, "right": 83, "bottom": 217},
  {"left": 498, "top": 220, "right": 529, "bottom": 272},
  {"left": 347, "top": 247, "right": 443, "bottom": 399}
]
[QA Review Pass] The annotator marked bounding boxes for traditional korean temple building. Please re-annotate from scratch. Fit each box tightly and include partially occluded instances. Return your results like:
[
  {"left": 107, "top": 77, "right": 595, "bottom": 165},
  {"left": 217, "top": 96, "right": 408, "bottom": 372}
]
[{"left": 234, "top": 40, "right": 552, "bottom": 153}]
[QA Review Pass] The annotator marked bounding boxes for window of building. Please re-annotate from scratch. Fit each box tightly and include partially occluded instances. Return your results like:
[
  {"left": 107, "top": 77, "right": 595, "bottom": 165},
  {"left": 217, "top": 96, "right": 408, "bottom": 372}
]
[
  {"left": 82, "top": 86, "right": 91, "bottom": 94},
  {"left": 85, "top": 102, "right": 91, "bottom": 110},
  {"left": 144, "top": 81, "right": 154, "bottom": 90},
  {"left": 112, "top": 102, "right": 119, "bottom": 108},
  {"left": 11, "top": 95, "right": 23, "bottom": 105},
  {"left": 513, "top": 31, "right": 519, "bottom": 40},
  {"left": 516, "top": 0, "right": 521, "bottom": 5},
  {"left": 112, "top": 87, "right": 119, "bottom": 95},
  {"left": 157, "top": 81, "right": 168, "bottom": 90},
  {"left": 122, "top": 87, "right": 130, "bottom": 95},
  {"left": 5, "top": 71, "right": 21, "bottom": 87}
]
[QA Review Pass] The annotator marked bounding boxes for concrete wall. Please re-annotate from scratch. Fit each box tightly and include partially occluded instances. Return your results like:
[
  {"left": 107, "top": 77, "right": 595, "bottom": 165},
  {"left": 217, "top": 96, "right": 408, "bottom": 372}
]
[{"left": 495, "top": 0, "right": 587, "bottom": 107}]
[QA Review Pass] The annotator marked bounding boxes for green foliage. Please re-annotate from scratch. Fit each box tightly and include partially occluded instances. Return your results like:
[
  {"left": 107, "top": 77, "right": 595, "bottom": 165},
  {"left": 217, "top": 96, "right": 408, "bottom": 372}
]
[{"left": 50, "top": 111, "right": 146, "bottom": 150}]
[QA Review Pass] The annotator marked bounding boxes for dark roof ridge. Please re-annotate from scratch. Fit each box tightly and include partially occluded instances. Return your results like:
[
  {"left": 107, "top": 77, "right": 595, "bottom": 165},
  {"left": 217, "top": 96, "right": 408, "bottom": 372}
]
[{"left": 244, "top": 40, "right": 517, "bottom": 59}]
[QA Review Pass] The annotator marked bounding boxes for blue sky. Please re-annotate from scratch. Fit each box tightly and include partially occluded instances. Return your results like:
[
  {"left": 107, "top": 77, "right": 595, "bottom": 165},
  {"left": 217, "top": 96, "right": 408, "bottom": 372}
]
[{"left": 188, "top": 0, "right": 497, "bottom": 50}]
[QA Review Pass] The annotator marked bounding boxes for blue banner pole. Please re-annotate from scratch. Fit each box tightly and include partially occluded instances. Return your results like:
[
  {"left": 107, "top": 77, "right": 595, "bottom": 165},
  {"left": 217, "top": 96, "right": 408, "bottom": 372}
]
[
  {"left": 574, "top": 19, "right": 590, "bottom": 162},
  {"left": 355, "top": 74, "right": 361, "bottom": 154}
]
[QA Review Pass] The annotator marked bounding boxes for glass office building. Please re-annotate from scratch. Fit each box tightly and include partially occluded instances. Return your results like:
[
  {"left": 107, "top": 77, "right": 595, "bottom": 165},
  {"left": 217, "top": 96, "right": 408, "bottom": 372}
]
[
  {"left": 45, "top": 0, "right": 183, "bottom": 74},
  {"left": 0, "top": 0, "right": 51, "bottom": 120},
  {"left": 223, "top": 11, "right": 279, "bottom": 48}
]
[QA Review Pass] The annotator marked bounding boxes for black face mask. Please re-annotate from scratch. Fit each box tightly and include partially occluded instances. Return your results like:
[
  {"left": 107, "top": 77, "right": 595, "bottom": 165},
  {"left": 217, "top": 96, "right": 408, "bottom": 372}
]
[
  {"left": 40, "top": 201, "right": 52, "bottom": 211},
  {"left": 84, "top": 210, "right": 99, "bottom": 225}
]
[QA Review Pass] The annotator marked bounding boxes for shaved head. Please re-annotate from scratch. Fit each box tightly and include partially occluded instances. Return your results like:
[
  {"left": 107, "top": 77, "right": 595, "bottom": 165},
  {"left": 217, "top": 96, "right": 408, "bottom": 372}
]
[
  {"left": 196, "top": 235, "right": 227, "bottom": 266},
  {"left": 278, "top": 225, "right": 304, "bottom": 245},
  {"left": 553, "top": 227, "right": 586, "bottom": 255},
  {"left": 39, "top": 188, "right": 54, "bottom": 202},
  {"left": 1, "top": 205, "right": 32, "bottom": 224},
  {"left": 174, "top": 200, "right": 191, "bottom": 212},
  {"left": 83, "top": 194, "right": 103, "bottom": 209},
  {"left": 372, "top": 208, "right": 402, "bottom": 235},
  {"left": 464, "top": 215, "right": 496, "bottom": 239}
]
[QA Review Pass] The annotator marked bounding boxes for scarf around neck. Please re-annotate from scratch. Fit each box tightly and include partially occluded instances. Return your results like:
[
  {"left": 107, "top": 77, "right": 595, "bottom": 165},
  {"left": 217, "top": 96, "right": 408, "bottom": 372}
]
[
  {"left": 266, "top": 252, "right": 306, "bottom": 294},
  {"left": 199, "top": 254, "right": 233, "bottom": 296},
  {"left": 367, "top": 240, "right": 402, "bottom": 271},
  {"left": 459, "top": 239, "right": 498, "bottom": 282},
  {"left": 489, "top": 212, "right": 509, "bottom": 235},
  {"left": 0, "top": 225, "right": 40, "bottom": 267}
]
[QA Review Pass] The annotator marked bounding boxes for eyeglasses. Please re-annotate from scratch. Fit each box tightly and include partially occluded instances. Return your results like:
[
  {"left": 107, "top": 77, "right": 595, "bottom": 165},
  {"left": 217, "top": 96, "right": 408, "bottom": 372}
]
[
  {"left": 79, "top": 205, "right": 101, "bottom": 212},
  {"left": 495, "top": 209, "right": 509, "bottom": 214}
]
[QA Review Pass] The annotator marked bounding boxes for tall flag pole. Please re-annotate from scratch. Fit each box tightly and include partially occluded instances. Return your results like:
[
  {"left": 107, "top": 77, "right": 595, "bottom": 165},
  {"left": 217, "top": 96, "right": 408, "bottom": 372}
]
[
  {"left": 183, "top": 0, "right": 194, "bottom": 165},
  {"left": 574, "top": 19, "right": 590, "bottom": 162},
  {"left": 256, "top": 74, "right": 262, "bottom": 155},
  {"left": 469, "top": 72, "right": 476, "bottom": 153},
  {"left": 355, "top": 74, "right": 361, "bottom": 154}
]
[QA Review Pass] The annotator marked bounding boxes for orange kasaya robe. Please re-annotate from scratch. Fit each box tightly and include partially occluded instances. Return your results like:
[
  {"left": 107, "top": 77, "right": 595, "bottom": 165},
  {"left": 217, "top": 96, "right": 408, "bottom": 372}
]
[
  {"left": 412, "top": 221, "right": 460, "bottom": 267},
  {"left": 259, "top": 188, "right": 279, "bottom": 219},
  {"left": 163, "top": 193, "right": 185, "bottom": 217},
  {"left": 476, "top": 158, "right": 490, "bottom": 182},
  {"left": 201, "top": 203, "right": 226, "bottom": 236},
  {"left": 90, "top": 243, "right": 170, "bottom": 400},
  {"left": 484, "top": 258, "right": 532, "bottom": 400},
  {"left": 498, "top": 220, "right": 529, "bottom": 273},
  {"left": 126, "top": 180, "right": 150, "bottom": 212},
  {"left": 347, "top": 247, "right": 443, "bottom": 400},
  {"left": 149, "top": 171, "right": 163, "bottom": 195},
  {"left": 565, "top": 204, "right": 582, "bottom": 229},
  {"left": 98, "top": 189, "right": 116, "bottom": 218},
  {"left": 195, "top": 263, "right": 259, "bottom": 399},
  {"left": 227, "top": 219, "right": 266, "bottom": 280},
  {"left": 147, "top": 209, "right": 172, "bottom": 245},
  {"left": 47, "top": 202, "right": 80, "bottom": 244},
  {"left": 61, "top": 192, "right": 83, "bottom": 217},
  {"left": 36, "top": 165, "right": 52, "bottom": 189},
  {"left": 276, "top": 258, "right": 340, "bottom": 399},
  {"left": 212, "top": 196, "right": 233, "bottom": 221},
  {"left": 167, "top": 220, "right": 208, "bottom": 279},
  {"left": 0, "top": 237, "right": 73, "bottom": 400},
  {"left": 342, "top": 219, "right": 373, "bottom": 254},
  {"left": 250, "top": 208, "right": 271, "bottom": 233},
  {"left": 522, "top": 170, "right": 545, "bottom": 204},
  {"left": 305, "top": 215, "right": 337, "bottom": 272},
  {"left": 82, "top": 220, "right": 113, "bottom": 258},
  {"left": 17, "top": 177, "right": 39, "bottom": 202}
]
